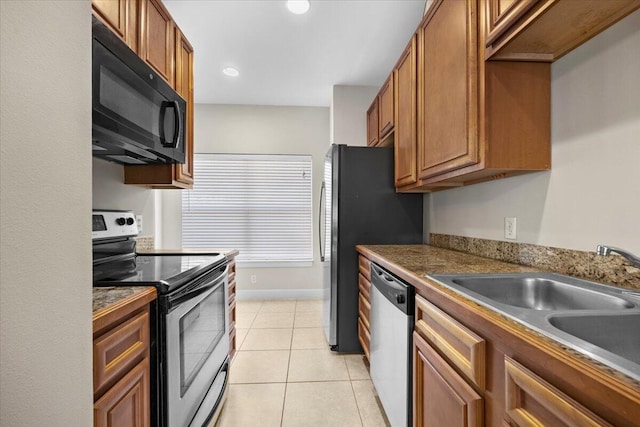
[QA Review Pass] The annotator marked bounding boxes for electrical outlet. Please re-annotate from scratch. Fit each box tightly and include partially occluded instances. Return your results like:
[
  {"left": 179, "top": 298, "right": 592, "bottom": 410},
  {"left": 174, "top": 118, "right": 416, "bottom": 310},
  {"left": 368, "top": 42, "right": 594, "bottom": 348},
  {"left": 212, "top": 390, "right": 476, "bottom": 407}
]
[
  {"left": 136, "top": 215, "right": 143, "bottom": 233},
  {"left": 505, "top": 217, "right": 517, "bottom": 240},
  {"left": 250, "top": 275, "right": 257, "bottom": 284}
]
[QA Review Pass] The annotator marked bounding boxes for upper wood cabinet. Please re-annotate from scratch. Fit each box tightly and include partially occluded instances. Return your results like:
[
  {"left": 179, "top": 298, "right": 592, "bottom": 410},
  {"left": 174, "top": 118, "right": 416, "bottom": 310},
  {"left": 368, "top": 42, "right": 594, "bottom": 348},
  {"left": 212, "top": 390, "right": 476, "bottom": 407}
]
[
  {"left": 366, "top": 73, "right": 395, "bottom": 147},
  {"left": 139, "top": 0, "right": 175, "bottom": 85},
  {"left": 378, "top": 75, "right": 394, "bottom": 139},
  {"left": 417, "top": 0, "right": 480, "bottom": 181},
  {"left": 486, "top": 0, "right": 640, "bottom": 61},
  {"left": 393, "top": 36, "right": 418, "bottom": 188},
  {"left": 92, "top": 0, "right": 138, "bottom": 52},
  {"left": 397, "top": 0, "right": 550, "bottom": 191},
  {"left": 366, "top": 99, "right": 379, "bottom": 146},
  {"left": 173, "top": 27, "right": 195, "bottom": 186}
]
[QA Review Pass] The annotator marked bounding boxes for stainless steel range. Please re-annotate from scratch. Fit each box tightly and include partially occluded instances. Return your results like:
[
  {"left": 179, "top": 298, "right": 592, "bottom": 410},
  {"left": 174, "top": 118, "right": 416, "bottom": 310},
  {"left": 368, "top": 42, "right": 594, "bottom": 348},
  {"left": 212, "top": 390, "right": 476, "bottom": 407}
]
[{"left": 92, "top": 210, "right": 229, "bottom": 427}]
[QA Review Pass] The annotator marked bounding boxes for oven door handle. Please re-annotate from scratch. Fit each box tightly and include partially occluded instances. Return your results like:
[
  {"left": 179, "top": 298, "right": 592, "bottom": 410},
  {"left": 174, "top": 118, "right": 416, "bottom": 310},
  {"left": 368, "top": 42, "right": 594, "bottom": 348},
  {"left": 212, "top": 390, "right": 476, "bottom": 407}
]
[{"left": 163, "top": 265, "right": 228, "bottom": 313}]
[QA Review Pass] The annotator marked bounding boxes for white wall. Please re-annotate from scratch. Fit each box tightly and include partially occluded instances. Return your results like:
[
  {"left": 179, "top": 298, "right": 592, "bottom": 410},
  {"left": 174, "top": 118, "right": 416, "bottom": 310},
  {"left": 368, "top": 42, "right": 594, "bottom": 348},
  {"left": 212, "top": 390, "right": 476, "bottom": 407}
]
[
  {"left": 429, "top": 10, "right": 640, "bottom": 254},
  {"left": 330, "top": 85, "right": 379, "bottom": 146},
  {"left": 160, "top": 104, "right": 330, "bottom": 297},
  {"left": 0, "top": 2, "right": 93, "bottom": 426},
  {"left": 93, "top": 158, "right": 157, "bottom": 237}
]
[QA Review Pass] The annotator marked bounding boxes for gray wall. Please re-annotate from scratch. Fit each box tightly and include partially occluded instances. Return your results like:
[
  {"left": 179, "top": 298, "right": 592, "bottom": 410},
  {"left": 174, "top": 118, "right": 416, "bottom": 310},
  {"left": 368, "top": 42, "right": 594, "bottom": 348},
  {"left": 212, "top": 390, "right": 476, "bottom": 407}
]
[
  {"left": 0, "top": 2, "right": 93, "bottom": 426},
  {"left": 160, "top": 104, "right": 330, "bottom": 298},
  {"left": 429, "top": 10, "right": 640, "bottom": 254},
  {"left": 330, "top": 85, "right": 379, "bottom": 146},
  {"left": 92, "top": 158, "right": 157, "bottom": 236}
]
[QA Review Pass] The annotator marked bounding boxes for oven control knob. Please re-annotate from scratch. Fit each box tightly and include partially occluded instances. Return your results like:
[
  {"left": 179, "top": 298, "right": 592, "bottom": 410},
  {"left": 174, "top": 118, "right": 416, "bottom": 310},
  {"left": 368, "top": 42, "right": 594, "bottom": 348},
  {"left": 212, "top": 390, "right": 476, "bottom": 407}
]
[
  {"left": 126, "top": 217, "right": 135, "bottom": 225},
  {"left": 396, "top": 294, "right": 405, "bottom": 304},
  {"left": 116, "top": 217, "right": 126, "bottom": 226}
]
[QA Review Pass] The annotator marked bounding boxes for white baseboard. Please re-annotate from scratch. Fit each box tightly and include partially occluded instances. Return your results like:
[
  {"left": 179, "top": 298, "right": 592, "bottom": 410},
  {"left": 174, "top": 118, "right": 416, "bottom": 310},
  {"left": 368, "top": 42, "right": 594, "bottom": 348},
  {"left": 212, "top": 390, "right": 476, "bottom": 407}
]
[{"left": 236, "top": 289, "right": 323, "bottom": 301}]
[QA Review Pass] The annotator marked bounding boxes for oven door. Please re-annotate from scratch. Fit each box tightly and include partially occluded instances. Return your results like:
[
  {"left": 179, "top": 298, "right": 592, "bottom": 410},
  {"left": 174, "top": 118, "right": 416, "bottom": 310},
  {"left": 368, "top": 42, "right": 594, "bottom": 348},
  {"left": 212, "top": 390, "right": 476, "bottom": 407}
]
[{"left": 165, "top": 266, "right": 229, "bottom": 427}]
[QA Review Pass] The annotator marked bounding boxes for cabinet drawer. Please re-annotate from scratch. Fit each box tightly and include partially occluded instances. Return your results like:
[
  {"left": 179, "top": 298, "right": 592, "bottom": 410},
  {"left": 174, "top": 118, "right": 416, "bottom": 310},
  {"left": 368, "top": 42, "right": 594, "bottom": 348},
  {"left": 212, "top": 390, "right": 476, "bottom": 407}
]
[
  {"left": 358, "top": 273, "right": 371, "bottom": 301},
  {"left": 358, "top": 317, "right": 370, "bottom": 360},
  {"left": 94, "top": 310, "right": 149, "bottom": 396},
  {"left": 415, "top": 294, "right": 485, "bottom": 389},
  {"left": 504, "top": 357, "right": 612, "bottom": 427},
  {"left": 358, "top": 293, "right": 371, "bottom": 330},
  {"left": 358, "top": 256, "right": 371, "bottom": 281}
]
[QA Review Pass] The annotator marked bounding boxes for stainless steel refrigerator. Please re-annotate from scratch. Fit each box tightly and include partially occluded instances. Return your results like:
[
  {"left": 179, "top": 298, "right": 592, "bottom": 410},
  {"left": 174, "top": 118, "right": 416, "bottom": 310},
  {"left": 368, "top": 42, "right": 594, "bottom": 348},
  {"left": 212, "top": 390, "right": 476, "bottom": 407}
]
[{"left": 321, "top": 144, "right": 423, "bottom": 352}]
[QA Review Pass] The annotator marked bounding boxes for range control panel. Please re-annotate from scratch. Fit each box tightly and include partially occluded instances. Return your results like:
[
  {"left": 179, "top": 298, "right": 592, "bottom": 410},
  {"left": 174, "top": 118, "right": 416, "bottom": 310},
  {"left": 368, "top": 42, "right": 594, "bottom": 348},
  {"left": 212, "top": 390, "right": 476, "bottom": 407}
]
[{"left": 92, "top": 210, "right": 138, "bottom": 240}]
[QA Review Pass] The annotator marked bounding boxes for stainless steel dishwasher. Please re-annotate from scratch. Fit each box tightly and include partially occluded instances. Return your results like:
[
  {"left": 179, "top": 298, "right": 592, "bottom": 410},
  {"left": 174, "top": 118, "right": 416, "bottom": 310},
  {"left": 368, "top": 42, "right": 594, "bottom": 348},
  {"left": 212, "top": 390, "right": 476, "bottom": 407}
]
[{"left": 370, "top": 262, "right": 414, "bottom": 427}]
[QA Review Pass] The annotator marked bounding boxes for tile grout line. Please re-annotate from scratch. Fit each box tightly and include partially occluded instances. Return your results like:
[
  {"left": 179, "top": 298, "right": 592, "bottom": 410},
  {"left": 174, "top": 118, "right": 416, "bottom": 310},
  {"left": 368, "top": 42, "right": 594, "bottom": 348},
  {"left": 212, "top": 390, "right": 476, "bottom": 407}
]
[{"left": 279, "top": 299, "right": 301, "bottom": 427}]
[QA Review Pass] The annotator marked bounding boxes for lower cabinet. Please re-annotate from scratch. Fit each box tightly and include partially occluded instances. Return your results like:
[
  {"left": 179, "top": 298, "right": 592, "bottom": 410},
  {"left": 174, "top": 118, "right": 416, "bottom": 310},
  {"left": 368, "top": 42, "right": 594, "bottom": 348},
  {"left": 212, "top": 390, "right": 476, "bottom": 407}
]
[
  {"left": 93, "top": 289, "right": 155, "bottom": 427},
  {"left": 414, "top": 331, "right": 483, "bottom": 427},
  {"left": 94, "top": 358, "right": 150, "bottom": 427},
  {"left": 357, "top": 254, "right": 372, "bottom": 362},
  {"left": 227, "top": 255, "right": 238, "bottom": 359}
]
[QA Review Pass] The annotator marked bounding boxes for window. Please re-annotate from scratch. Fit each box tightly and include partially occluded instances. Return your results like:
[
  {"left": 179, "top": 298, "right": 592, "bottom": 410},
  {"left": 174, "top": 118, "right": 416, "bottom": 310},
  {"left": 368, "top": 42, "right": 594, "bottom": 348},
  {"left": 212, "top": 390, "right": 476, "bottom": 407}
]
[{"left": 182, "top": 154, "right": 313, "bottom": 265}]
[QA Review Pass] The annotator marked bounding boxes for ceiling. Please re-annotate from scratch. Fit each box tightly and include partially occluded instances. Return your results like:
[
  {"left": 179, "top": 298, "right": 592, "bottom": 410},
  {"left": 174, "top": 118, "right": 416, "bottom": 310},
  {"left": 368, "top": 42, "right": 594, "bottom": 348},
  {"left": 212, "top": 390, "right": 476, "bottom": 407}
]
[{"left": 163, "top": 0, "right": 426, "bottom": 107}]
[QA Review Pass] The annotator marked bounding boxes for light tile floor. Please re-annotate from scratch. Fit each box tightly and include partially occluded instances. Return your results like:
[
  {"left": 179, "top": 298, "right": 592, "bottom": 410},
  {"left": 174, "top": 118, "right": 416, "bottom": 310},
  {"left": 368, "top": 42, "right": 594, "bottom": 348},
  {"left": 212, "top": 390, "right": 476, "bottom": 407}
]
[{"left": 216, "top": 299, "right": 389, "bottom": 427}]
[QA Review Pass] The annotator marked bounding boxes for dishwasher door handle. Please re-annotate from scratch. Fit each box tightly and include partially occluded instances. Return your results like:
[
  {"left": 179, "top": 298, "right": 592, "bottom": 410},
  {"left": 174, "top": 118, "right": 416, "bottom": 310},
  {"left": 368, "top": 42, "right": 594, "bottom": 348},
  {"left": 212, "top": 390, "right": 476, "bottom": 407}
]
[{"left": 371, "top": 264, "right": 411, "bottom": 295}]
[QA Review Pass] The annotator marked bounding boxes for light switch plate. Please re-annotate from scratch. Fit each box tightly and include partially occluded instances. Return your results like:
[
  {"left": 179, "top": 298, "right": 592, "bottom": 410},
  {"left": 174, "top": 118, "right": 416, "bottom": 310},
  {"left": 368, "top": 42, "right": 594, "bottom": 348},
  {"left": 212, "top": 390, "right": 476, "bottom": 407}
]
[
  {"left": 136, "top": 215, "right": 143, "bottom": 233},
  {"left": 505, "top": 217, "right": 517, "bottom": 240}
]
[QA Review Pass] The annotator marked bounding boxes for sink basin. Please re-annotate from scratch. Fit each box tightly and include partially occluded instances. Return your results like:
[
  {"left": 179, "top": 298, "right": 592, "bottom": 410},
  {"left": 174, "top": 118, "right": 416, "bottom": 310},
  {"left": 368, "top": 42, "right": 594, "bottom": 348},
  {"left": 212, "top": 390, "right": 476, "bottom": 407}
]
[
  {"left": 549, "top": 313, "right": 640, "bottom": 364},
  {"left": 451, "top": 277, "right": 634, "bottom": 311}
]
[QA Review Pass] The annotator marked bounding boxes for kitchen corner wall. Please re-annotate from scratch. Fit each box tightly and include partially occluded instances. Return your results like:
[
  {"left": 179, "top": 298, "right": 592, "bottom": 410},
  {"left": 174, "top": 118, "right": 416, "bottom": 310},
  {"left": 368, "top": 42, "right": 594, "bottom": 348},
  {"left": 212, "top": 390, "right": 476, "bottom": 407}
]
[
  {"left": 160, "top": 104, "right": 330, "bottom": 299},
  {"left": 428, "top": 10, "right": 640, "bottom": 254},
  {"left": 92, "top": 158, "right": 157, "bottom": 238},
  {"left": 1, "top": 1, "right": 93, "bottom": 426},
  {"left": 330, "top": 85, "right": 379, "bottom": 146}
]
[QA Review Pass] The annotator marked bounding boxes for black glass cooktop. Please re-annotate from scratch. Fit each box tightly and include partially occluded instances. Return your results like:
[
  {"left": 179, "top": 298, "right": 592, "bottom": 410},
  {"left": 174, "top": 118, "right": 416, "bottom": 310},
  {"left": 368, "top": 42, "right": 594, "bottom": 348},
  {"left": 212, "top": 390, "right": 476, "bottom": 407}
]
[{"left": 93, "top": 254, "right": 226, "bottom": 294}]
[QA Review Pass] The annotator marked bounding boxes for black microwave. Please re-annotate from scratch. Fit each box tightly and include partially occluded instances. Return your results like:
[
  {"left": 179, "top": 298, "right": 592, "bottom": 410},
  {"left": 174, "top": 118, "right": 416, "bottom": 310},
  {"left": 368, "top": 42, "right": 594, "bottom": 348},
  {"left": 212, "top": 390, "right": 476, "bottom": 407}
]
[{"left": 92, "top": 16, "right": 185, "bottom": 165}]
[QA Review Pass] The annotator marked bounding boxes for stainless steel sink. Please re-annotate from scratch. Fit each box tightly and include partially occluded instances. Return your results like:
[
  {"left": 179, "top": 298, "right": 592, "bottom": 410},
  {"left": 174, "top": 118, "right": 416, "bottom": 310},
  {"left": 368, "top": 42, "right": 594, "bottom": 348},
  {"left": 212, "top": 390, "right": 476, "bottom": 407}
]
[
  {"left": 427, "top": 272, "right": 640, "bottom": 381},
  {"left": 548, "top": 313, "right": 640, "bottom": 365},
  {"left": 451, "top": 277, "right": 634, "bottom": 311}
]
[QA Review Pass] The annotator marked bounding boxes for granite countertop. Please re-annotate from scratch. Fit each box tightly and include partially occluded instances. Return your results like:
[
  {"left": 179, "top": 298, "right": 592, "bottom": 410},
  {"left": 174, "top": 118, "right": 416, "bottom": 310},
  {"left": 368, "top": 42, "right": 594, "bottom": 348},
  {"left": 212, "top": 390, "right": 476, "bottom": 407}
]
[
  {"left": 93, "top": 286, "right": 156, "bottom": 313},
  {"left": 357, "top": 244, "right": 640, "bottom": 391}
]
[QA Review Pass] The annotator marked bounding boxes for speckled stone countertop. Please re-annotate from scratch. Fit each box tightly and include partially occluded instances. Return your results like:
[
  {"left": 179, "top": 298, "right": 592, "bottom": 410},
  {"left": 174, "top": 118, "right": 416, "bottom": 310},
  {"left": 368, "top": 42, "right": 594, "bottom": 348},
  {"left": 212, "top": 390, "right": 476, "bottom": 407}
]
[
  {"left": 93, "top": 286, "right": 156, "bottom": 313},
  {"left": 357, "top": 244, "right": 640, "bottom": 391}
]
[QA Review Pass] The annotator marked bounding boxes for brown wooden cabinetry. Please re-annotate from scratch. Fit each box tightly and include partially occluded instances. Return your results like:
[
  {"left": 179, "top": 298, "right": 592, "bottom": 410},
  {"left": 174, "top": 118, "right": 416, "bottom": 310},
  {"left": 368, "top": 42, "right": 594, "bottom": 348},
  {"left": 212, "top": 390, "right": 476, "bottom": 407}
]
[
  {"left": 486, "top": 0, "right": 640, "bottom": 61},
  {"left": 357, "top": 255, "right": 372, "bottom": 361},
  {"left": 366, "top": 73, "right": 395, "bottom": 147},
  {"left": 139, "top": 0, "right": 174, "bottom": 84},
  {"left": 400, "top": 0, "right": 551, "bottom": 191},
  {"left": 393, "top": 36, "right": 418, "bottom": 188},
  {"left": 414, "top": 294, "right": 485, "bottom": 426},
  {"left": 366, "top": 100, "right": 379, "bottom": 147},
  {"left": 93, "top": 288, "right": 156, "bottom": 427},
  {"left": 227, "top": 256, "right": 238, "bottom": 359},
  {"left": 414, "top": 331, "right": 484, "bottom": 427},
  {"left": 92, "top": 0, "right": 138, "bottom": 52}
]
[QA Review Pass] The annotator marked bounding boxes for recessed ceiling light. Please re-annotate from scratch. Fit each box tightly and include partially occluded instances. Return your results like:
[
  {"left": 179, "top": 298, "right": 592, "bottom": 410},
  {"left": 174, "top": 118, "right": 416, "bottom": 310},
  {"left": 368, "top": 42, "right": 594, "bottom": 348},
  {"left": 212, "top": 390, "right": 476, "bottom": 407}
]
[
  {"left": 287, "top": 0, "right": 310, "bottom": 15},
  {"left": 222, "top": 67, "right": 239, "bottom": 77}
]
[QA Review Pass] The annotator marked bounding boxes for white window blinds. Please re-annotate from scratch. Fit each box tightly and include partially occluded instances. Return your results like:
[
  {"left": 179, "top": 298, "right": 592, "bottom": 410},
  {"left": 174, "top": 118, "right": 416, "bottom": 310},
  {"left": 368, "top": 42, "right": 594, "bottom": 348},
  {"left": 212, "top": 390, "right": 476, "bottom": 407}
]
[{"left": 182, "top": 154, "right": 313, "bottom": 264}]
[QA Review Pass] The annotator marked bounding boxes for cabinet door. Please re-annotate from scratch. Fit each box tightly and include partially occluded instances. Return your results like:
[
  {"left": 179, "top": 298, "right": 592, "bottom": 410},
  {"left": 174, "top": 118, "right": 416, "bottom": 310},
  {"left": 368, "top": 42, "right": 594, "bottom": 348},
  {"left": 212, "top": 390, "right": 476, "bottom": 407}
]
[
  {"left": 417, "top": 0, "right": 479, "bottom": 180},
  {"left": 174, "top": 28, "right": 194, "bottom": 186},
  {"left": 92, "top": 0, "right": 138, "bottom": 52},
  {"left": 485, "top": 0, "right": 538, "bottom": 46},
  {"left": 94, "top": 358, "right": 150, "bottom": 427},
  {"left": 378, "top": 75, "right": 394, "bottom": 139},
  {"left": 140, "top": 0, "right": 174, "bottom": 84},
  {"left": 366, "top": 99, "right": 379, "bottom": 146},
  {"left": 394, "top": 36, "right": 418, "bottom": 188},
  {"left": 414, "top": 331, "right": 483, "bottom": 427}
]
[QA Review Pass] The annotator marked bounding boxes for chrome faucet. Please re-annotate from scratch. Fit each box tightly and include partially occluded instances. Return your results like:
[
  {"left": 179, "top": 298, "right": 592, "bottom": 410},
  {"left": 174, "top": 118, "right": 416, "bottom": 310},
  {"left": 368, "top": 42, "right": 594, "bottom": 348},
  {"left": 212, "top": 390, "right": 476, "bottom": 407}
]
[{"left": 596, "top": 245, "right": 640, "bottom": 268}]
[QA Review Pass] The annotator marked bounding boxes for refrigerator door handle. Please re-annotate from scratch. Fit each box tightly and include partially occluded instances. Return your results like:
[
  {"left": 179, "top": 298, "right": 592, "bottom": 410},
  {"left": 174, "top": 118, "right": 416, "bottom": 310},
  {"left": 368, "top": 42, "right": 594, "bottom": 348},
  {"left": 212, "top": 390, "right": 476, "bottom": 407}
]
[{"left": 319, "top": 180, "right": 326, "bottom": 262}]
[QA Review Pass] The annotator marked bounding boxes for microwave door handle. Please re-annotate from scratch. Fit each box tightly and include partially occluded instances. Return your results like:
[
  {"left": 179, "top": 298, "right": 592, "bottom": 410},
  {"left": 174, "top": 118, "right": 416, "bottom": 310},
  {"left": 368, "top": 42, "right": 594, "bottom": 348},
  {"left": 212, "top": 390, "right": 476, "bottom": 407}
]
[{"left": 159, "top": 100, "right": 181, "bottom": 148}]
